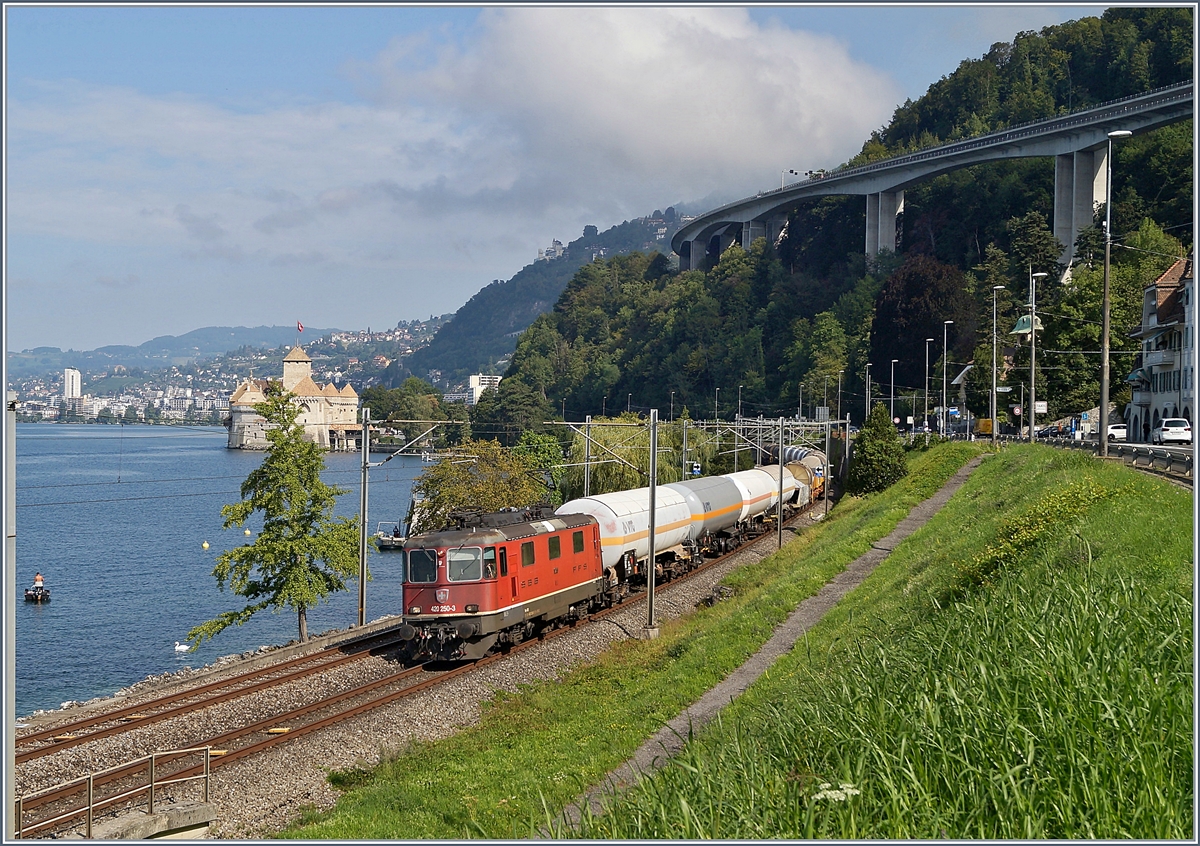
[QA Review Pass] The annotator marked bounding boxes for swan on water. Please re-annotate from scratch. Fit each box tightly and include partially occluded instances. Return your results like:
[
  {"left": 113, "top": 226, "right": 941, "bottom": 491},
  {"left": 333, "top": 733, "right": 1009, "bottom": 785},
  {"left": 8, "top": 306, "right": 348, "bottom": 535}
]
[{"left": 174, "top": 641, "right": 190, "bottom": 653}]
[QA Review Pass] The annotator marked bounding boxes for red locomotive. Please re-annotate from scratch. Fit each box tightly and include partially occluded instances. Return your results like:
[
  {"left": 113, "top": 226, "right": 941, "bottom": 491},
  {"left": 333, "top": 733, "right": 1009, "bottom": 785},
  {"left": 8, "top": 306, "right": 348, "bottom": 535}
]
[{"left": 397, "top": 505, "right": 609, "bottom": 661}]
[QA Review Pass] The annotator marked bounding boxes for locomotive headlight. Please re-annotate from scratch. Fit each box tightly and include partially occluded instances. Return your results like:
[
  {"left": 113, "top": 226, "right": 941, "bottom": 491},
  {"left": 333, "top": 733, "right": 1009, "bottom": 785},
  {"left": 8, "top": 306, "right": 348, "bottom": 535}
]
[
  {"left": 465, "top": 604, "right": 479, "bottom": 613},
  {"left": 408, "top": 606, "right": 422, "bottom": 615}
]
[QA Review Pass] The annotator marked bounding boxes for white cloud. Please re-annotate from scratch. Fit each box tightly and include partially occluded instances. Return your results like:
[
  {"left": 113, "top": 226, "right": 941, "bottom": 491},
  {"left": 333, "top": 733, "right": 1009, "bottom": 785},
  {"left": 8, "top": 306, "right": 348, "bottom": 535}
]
[{"left": 6, "top": 7, "right": 901, "bottom": 350}]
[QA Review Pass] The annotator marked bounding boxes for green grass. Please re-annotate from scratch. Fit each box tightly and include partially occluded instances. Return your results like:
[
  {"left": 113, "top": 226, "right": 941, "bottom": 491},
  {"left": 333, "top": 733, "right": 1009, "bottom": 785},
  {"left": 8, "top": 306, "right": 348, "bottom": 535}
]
[
  {"left": 569, "top": 445, "right": 1194, "bottom": 839},
  {"left": 275, "top": 443, "right": 1192, "bottom": 840}
]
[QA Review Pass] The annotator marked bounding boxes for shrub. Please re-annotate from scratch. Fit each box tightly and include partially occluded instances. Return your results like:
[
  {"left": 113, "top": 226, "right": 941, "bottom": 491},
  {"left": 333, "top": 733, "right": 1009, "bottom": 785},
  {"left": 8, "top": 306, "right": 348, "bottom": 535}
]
[{"left": 847, "top": 402, "right": 908, "bottom": 494}]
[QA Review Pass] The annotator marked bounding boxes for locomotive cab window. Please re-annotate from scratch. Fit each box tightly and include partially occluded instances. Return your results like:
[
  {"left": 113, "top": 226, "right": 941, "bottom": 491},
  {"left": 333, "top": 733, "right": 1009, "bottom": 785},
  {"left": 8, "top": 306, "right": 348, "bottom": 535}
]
[
  {"left": 573, "top": 530, "right": 584, "bottom": 553},
  {"left": 483, "top": 547, "right": 497, "bottom": 579},
  {"left": 548, "top": 536, "right": 561, "bottom": 560},
  {"left": 499, "top": 547, "right": 508, "bottom": 576},
  {"left": 521, "top": 541, "right": 535, "bottom": 567},
  {"left": 407, "top": 549, "right": 437, "bottom": 583},
  {"left": 448, "top": 548, "right": 482, "bottom": 582}
]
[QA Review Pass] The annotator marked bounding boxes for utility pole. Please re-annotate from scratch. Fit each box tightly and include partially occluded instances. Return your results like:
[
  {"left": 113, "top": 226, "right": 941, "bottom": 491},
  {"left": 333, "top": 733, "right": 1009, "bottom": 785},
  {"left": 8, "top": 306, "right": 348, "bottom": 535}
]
[
  {"left": 583, "top": 415, "right": 592, "bottom": 497},
  {"left": 357, "top": 407, "right": 370, "bottom": 627},
  {"left": 645, "top": 409, "right": 659, "bottom": 638},
  {"left": 777, "top": 417, "right": 785, "bottom": 549}
]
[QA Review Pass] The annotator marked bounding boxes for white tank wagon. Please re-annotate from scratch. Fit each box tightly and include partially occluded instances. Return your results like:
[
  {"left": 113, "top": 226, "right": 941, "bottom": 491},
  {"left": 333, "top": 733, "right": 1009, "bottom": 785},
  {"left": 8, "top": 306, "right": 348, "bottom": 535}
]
[
  {"left": 662, "top": 475, "right": 745, "bottom": 539},
  {"left": 556, "top": 486, "right": 694, "bottom": 576},
  {"left": 766, "top": 445, "right": 828, "bottom": 499},
  {"left": 724, "top": 468, "right": 788, "bottom": 521}
]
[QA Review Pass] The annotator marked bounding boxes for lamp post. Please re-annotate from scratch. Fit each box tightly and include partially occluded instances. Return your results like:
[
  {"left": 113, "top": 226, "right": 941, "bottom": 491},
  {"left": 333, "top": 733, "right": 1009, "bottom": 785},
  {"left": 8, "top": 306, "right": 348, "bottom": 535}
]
[
  {"left": 837, "top": 370, "right": 843, "bottom": 423},
  {"left": 714, "top": 387, "right": 720, "bottom": 422},
  {"left": 889, "top": 359, "right": 898, "bottom": 422},
  {"left": 1028, "top": 268, "right": 1048, "bottom": 442},
  {"left": 992, "top": 285, "right": 1005, "bottom": 445},
  {"left": 670, "top": 391, "right": 674, "bottom": 422},
  {"left": 864, "top": 362, "right": 872, "bottom": 421},
  {"left": 924, "top": 338, "right": 934, "bottom": 431},
  {"left": 1101, "top": 129, "right": 1133, "bottom": 456},
  {"left": 628, "top": 393, "right": 632, "bottom": 414},
  {"left": 942, "top": 321, "right": 953, "bottom": 435}
]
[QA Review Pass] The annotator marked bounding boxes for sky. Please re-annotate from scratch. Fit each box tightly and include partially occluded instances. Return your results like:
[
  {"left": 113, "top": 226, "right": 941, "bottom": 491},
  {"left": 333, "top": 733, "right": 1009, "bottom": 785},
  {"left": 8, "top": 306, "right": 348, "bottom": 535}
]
[{"left": 4, "top": 3, "right": 1112, "bottom": 353}]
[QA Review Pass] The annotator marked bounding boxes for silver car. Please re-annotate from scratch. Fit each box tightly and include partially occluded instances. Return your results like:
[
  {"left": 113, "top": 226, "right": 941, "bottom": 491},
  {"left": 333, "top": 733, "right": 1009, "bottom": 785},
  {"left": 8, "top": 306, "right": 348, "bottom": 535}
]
[{"left": 1151, "top": 418, "right": 1192, "bottom": 444}]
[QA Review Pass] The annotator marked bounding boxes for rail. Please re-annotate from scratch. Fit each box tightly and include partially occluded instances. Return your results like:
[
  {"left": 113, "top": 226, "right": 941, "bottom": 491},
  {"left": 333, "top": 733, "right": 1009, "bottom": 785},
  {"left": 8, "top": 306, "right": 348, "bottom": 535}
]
[{"left": 14, "top": 745, "right": 213, "bottom": 839}]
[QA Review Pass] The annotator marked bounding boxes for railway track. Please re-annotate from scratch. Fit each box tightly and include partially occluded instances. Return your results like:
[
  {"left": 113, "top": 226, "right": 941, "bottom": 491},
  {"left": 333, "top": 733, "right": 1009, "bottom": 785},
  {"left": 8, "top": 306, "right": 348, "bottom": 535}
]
[
  {"left": 15, "top": 504, "right": 812, "bottom": 838},
  {"left": 14, "top": 629, "right": 408, "bottom": 765}
]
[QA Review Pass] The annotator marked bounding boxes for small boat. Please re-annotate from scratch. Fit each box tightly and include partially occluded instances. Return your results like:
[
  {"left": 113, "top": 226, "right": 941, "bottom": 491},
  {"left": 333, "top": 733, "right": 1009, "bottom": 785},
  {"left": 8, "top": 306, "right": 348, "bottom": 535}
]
[
  {"left": 374, "top": 521, "right": 405, "bottom": 551},
  {"left": 24, "top": 586, "right": 50, "bottom": 603}
]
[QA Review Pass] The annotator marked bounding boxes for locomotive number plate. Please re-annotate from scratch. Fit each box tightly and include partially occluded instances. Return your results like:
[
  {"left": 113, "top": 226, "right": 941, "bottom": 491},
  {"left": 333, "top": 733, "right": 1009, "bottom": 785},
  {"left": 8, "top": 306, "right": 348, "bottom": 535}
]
[{"left": 429, "top": 604, "right": 457, "bottom": 612}]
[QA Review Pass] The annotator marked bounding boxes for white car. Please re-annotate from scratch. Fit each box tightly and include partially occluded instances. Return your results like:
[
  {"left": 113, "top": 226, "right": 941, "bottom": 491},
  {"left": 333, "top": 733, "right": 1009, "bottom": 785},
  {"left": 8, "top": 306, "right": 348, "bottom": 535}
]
[
  {"left": 1151, "top": 418, "right": 1192, "bottom": 445},
  {"left": 1105, "top": 424, "right": 1127, "bottom": 442}
]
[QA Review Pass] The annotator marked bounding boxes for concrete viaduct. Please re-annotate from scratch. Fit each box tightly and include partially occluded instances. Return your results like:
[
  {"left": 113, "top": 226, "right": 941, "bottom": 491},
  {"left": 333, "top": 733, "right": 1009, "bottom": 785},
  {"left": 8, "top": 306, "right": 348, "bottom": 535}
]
[{"left": 671, "top": 81, "right": 1193, "bottom": 271}]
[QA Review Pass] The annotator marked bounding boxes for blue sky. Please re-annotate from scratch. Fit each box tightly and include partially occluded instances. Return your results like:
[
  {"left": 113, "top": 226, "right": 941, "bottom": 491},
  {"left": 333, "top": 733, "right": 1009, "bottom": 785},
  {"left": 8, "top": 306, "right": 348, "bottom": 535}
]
[{"left": 5, "top": 4, "right": 1109, "bottom": 353}]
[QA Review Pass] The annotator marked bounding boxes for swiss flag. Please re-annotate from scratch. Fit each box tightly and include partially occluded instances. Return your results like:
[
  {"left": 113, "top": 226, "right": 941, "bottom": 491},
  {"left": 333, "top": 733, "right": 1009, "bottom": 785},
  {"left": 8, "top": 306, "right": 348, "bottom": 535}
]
[{"left": 297, "top": 321, "right": 304, "bottom": 333}]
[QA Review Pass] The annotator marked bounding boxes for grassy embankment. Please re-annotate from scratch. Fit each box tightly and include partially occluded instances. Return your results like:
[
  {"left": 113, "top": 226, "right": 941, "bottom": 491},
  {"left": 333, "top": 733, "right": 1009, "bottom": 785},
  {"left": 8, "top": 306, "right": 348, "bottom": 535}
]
[{"left": 279, "top": 443, "right": 1192, "bottom": 840}]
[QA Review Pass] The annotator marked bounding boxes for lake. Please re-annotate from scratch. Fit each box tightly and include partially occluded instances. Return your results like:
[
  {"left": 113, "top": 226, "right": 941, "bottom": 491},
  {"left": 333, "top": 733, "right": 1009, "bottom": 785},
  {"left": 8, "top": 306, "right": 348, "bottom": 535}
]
[{"left": 14, "top": 423, "right": 421, "bottom": 717}]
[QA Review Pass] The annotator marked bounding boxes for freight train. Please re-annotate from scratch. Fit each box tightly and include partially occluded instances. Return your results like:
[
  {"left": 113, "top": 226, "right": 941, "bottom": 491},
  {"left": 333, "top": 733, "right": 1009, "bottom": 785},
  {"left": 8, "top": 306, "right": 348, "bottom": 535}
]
[{"left": 395, "top": 454, "right": 825, "bottom": 662}]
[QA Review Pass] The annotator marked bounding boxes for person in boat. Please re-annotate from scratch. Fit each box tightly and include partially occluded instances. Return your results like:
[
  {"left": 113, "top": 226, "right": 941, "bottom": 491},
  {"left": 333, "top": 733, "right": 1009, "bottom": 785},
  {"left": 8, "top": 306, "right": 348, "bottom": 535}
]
[{"left": 33, "top": 572, "right": 44, "bottom": 590}]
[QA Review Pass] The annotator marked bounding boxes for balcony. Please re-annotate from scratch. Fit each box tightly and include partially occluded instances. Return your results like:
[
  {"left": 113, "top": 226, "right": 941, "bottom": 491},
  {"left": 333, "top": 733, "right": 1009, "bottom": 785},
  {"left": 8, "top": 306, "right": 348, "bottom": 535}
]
[
  {"left": 1131, "top": 390, "right": 1153, "bottom": 406},
  {"left": 1144, "top": 348, "right": 1175, "bottom": 367}
]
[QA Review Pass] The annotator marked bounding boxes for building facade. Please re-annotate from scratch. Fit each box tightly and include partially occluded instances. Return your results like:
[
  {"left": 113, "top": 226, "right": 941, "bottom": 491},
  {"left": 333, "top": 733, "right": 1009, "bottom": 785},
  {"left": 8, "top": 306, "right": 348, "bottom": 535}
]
[
  {"left": 227, "top": 346, "right": 360, "bottom": 450},
  {"left": 63, "top": 368, "right": 81, "bottom": 399},
  {"left": 1126, "top": 255, "right": 1193, "bottom": 441},
  {"left": 468, "top": 374, "right": 502, "bottom": 405}
]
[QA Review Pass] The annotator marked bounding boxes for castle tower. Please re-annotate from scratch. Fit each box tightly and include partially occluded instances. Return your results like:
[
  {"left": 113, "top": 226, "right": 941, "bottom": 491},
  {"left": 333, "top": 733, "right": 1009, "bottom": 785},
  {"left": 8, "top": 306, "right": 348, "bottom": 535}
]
[{"left": 281, "top": 346, "right": 312, "bottom": 392}]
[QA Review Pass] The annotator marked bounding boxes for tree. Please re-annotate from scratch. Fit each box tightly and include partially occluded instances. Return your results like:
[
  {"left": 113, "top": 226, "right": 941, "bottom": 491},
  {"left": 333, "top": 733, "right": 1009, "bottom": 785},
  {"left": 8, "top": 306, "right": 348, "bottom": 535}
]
[
  {"left": 188, "top": 389, "right": 360, "bottom": 645},
  {"left": 847, "top": 402, "right": 908, "bottom": 494},
  {"left": 123, "top": 405, "right": 140, "bottom": 423},
  {"left": 408, "top": 438, "right": 551, "bottom": 534}
]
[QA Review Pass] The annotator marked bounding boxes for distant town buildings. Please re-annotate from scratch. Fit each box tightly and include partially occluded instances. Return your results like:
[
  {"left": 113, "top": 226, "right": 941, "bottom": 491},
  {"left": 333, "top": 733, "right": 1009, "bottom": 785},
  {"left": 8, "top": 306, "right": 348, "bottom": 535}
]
[
  {"left": 537, "top": 239, "right": 566, "bottom": 261},
  {"left": 1127, "top": 254, "right": 1194, "bottom": 441},
  {"left": 469, "top": 374, "right": 502, "bottom": 405},
  {"left": 226, "top": 346, "right": 359, "bottom": 450},
  {"left": 63, "top": 368, "right": 81, "bottom": 399}
]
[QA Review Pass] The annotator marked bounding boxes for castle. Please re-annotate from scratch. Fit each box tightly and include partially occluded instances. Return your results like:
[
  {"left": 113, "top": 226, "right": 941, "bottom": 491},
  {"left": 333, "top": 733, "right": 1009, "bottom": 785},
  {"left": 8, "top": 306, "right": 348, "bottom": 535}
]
[{"left": 226, "top": 346, "right": 360, "bottom": 450}]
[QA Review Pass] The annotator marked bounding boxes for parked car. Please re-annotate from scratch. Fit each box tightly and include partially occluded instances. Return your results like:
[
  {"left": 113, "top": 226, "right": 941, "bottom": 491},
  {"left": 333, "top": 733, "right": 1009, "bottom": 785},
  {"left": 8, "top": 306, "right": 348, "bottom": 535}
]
[
  {"left": 1106, "top": 423, "right": 1127, "bottom": 442},
  {"left": 1151, "top": 418, "right": 1191, "bottom": 445}
]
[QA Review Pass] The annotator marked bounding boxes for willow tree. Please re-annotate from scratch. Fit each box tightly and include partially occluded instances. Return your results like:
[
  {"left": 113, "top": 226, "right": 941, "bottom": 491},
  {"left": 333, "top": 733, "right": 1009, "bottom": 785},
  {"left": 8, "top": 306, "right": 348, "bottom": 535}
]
[
  {"left": 188, "top": 389, "right": 359, "bottom": 644},
  {"left": 408, "top": 437, "right": 552, "bottom": 534},
  {"left": 558, "top": 410, "right": 723, "bottom": 500}
]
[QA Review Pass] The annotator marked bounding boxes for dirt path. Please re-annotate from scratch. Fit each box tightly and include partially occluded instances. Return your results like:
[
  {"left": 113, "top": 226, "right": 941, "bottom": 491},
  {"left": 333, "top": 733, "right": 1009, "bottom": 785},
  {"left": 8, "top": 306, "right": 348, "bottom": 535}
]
[{"left": 551, "top": 454, "right": 986, "bottom": 832}]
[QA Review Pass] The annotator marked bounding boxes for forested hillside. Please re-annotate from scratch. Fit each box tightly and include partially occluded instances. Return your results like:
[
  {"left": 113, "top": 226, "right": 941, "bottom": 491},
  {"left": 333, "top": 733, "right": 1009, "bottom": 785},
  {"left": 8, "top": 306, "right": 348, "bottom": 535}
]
[
  {"left": 400, "top": 213, "right": 684, "bottom": 386},
  {"left": 489, "top": 7, "right": 1191, "bottom": 433}
]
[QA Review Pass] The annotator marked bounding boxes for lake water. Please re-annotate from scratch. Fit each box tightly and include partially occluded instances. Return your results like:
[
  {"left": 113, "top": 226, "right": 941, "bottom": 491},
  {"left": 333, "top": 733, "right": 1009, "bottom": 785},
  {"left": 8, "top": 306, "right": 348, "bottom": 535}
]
[{"left": 14, "top": 423, "right": 421, "bottom": 717}]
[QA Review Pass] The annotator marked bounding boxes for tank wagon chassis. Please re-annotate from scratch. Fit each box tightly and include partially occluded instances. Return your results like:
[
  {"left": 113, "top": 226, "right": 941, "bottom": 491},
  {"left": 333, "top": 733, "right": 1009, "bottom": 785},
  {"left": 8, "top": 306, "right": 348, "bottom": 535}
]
[{"left": 397, "top": 458, "right": 822, "bottom": 663}]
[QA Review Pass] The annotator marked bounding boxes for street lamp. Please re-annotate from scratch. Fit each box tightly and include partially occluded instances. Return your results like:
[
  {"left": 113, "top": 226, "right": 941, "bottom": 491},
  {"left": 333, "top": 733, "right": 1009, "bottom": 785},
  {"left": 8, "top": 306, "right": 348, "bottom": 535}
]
[
  {"left": 1101, "top": 129, "right": 1133, "bottom": 456},
  {"left": 837, "top": 370, "right": 843, "bottom": 423},
  {"left": 670, "top": 391, "right": 675, "bottom": 422},
  {"left": 628, "top": 393, "right": 632, "bottom": 413},
  {"left": 864, "top": 362, "right": 872, "bottom": 421},
  {"left": 1028, "top": 268, "right": 1048, "bottom": 442},
  {"left": 942, "top": 321, "right": 953, "bottom": 435},
  {"left": 924, "top": 338, "right": 934, "bottom": 431},
  {"left": 890, "top": 359, "right": 898, "bottom": 422},
  {"left": 714, "top": 387, "right": 720, "bottom": 422},
  {"left": 992, "top": 285, "right": 1005, "bottom": 445}
]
